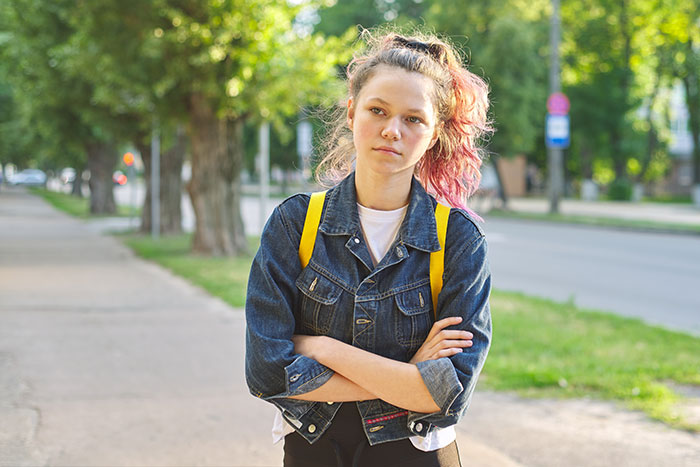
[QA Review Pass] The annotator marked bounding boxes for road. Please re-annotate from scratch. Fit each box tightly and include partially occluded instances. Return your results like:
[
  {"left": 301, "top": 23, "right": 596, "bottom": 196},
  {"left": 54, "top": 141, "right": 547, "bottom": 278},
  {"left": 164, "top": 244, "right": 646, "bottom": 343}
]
[{"left": 482, "top": 218, "right": 700, "bottom": 335}]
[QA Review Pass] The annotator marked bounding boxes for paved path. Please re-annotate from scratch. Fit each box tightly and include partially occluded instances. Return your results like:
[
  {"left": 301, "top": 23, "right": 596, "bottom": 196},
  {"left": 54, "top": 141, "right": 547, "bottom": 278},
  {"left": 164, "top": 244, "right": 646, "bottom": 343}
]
[
  {"left": 506, "top": 197, "right": 700, "bottom": 226},
  {"left": 1, "top": 187, "right": 699, "bottom": 466}
]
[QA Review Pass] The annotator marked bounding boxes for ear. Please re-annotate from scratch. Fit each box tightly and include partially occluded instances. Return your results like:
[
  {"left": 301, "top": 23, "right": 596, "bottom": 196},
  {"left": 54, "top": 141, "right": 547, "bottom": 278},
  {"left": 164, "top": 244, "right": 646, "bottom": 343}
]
[
  {"left": 346, "top": 97, "right": 355, "bottom": 130},
  {"left": 427, "top": 122, "right": 442, "bottom": 150}
]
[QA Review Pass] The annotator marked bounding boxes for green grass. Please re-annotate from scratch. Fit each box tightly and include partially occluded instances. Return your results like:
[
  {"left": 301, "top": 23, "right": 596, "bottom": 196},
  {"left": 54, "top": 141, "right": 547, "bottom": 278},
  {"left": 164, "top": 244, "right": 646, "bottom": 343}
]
[
  {"left": 119, "top": 232, "right": 700, "bottom": 432},
  {"left": 484, "top": 290, "right": 700, "bottom": 431},
  {"left": 487, "top": 209, "right": 700, "bottom": 235},
  {"left": 121, "top": 233, "right": 258, "bottom": 307},
  {"left": 642, "top": 195, "right": 693, "bottom": 204},
  {"left": 30, "top": 187, "right": 140, "bottom": 218}
]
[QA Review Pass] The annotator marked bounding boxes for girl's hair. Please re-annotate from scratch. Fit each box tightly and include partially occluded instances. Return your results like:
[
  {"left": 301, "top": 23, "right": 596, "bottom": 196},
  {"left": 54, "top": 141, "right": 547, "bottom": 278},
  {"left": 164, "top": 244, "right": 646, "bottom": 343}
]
[{"left": 315, "top": 29, "right": 493, "bottom": 216}]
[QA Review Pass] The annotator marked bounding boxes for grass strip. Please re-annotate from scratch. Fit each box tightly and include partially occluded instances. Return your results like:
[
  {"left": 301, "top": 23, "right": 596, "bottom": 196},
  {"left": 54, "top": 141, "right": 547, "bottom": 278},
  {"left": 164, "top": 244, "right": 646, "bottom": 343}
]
[
  {"left": 485, "top": 290, "right": 700, "bottom": 432},
  {"left": 120, "top": 232, "right": 700, "bottom": 432},
  {"left": 30, "top": 187, "right": 140, "bottom": 218},
  {"left": 121, "top": 233, "right": 257, "bottom": 308},
  {"left": 487, "top": 208, "right": 700, "bottom": 235}
]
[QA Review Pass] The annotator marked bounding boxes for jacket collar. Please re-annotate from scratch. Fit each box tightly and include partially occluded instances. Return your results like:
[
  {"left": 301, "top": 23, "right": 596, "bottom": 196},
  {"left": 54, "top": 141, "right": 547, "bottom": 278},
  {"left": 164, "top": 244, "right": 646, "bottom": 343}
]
[{"left": 319, "top": 172, "right": 441, "bottom": 253}]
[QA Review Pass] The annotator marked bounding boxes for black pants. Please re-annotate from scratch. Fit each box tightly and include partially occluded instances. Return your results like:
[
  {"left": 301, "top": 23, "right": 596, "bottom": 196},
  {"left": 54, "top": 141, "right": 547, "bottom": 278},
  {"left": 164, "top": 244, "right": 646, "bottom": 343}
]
[{"left": 283, "top": 403, "right": 461, "bottom": 467}]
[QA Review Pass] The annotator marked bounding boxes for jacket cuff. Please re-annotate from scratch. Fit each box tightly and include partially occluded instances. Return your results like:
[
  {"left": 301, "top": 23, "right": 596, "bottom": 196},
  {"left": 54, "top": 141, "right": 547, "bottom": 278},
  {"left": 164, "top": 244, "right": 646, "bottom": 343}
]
[
  {"left": 416, "top": 357, "right": 463, "bottom": 414},
  {"left": 285, "top": 355, "right": 334, "bottom": 396}
]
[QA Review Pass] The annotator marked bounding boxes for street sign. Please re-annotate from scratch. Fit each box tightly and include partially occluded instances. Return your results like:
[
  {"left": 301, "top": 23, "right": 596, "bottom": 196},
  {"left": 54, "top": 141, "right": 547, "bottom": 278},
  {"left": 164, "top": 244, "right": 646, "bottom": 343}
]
[
  {"left": 547, "top": 92, "right": 570, "bottom": 115},
  {"left": 546, "top": 114, "right": 570, "bottom": 148}
]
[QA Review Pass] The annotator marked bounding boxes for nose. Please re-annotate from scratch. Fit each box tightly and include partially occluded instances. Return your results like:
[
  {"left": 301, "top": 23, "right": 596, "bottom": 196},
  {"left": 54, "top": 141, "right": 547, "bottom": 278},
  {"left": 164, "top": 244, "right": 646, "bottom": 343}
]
[{"left": 381, "top": 117, "right": 401, "bottom": 140}]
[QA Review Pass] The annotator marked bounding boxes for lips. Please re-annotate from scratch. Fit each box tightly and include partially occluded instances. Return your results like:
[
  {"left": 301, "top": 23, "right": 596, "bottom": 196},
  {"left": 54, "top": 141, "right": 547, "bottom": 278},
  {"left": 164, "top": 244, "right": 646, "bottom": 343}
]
[{"left": 373, "top": 146, "right": 401, "bottom": 155}]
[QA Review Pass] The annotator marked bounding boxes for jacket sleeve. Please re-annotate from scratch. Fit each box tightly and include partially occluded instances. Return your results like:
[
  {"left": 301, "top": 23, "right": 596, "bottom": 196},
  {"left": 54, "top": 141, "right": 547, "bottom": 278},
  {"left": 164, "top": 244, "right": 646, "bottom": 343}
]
[
  {"left": 407, "top": 215, "right": 492, "bottom": 431},
  {"left": 245, "top": 201, "right": 335, "bottom": 420}
]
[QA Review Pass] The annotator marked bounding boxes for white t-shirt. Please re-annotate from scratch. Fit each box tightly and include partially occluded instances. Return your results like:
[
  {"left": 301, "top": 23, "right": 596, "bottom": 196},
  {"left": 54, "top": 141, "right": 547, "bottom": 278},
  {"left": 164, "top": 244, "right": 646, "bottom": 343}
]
[{"left": 272, "top": 202, "right": 456, "bottom": 451}]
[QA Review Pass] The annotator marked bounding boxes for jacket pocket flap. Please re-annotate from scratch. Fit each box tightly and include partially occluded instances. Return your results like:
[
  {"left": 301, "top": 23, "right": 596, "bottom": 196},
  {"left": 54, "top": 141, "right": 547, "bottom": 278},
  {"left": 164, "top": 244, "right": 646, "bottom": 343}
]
[
  {"left": 296, "top": 268, "right": 342, "bottom": 305},
  {"left": 394, "top": 286, "right": 431, "bottom": 316}
]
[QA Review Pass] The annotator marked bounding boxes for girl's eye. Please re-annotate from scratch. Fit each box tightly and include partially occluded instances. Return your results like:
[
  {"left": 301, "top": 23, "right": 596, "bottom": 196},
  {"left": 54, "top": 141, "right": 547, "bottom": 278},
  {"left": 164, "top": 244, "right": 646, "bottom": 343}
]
[
  {"left": 370, "top": 107, "right": 384, "bottom": 115},
  {"left": 407, "top": 116, "right": 423, "bottom": 124}
]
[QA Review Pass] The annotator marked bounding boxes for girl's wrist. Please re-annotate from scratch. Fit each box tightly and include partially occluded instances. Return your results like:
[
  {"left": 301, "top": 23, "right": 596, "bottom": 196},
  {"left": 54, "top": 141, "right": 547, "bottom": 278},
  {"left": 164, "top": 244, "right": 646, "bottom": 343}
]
[{"left": 314, "top": 335, "right": 333, "bottom": 364}]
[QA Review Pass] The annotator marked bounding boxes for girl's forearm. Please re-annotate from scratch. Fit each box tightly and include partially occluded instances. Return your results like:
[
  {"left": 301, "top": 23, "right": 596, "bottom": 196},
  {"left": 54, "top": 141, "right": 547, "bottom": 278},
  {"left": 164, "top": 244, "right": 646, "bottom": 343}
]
[
  {"left": 288, "top": 373, "right": 377, "bottom": 402},
  {"left": 310, "top": 336, "right": 440, "bottom": 413}
]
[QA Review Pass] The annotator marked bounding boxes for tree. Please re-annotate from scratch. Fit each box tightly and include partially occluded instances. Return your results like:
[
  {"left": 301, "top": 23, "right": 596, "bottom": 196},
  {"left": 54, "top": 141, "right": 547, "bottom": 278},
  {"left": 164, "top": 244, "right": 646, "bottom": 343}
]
[
  {"left": 142, "top": 0, "right": 352, "bottom": 255},
  {"left": 2, "top": 0, "right": 127, "bottom": 213},
  {"left": 61, "top": 0, "right": 189, "bottom": 232},
  {"left": 426, "top": 0, "right": 549, "bottom": 203}
]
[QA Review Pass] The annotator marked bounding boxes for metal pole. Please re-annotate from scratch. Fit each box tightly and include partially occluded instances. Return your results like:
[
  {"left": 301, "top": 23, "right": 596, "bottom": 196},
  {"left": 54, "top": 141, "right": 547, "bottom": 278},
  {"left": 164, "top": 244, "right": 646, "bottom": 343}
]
[
  {"left": 548, "top": 0, "right": 564, "bottom": 214},
  {"left": 128, "top": 164, "right": 136, "bottom": 229},
  {"left": 151, "top": 119, "right": 160, "bottom": 239},
  {"left": 259, "top": 122, "right": 270, "bottom": 232}
]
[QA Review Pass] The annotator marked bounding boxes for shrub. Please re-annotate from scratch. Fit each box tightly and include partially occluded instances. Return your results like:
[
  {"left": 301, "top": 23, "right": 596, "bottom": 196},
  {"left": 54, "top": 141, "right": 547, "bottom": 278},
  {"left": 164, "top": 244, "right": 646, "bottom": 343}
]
[{"left": 607, "top": 178, "right": 633, "bottom": 201}]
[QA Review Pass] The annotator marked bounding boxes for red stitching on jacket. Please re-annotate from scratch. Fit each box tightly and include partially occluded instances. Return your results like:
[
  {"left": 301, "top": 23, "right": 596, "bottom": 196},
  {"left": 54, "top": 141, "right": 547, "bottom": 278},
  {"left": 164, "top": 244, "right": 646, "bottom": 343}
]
[{"left": 365, "top": 411, "right": 409, "bottom": 425}]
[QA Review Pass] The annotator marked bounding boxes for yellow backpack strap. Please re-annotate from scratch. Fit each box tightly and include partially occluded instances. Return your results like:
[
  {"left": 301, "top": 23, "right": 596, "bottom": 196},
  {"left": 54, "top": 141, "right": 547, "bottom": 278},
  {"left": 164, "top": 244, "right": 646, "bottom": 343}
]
[
  {"left": 430, "top": 202, "right": 450, "bottom": 319},
  {"left": 298, "top": 191, "right": 327, "bottom": 269}
]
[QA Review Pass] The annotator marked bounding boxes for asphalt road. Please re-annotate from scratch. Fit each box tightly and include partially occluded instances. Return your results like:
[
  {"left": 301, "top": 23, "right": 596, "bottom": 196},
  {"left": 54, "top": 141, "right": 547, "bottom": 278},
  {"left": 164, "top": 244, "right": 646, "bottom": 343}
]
[{"left": 482, "top": 218, "right": 700, "bottom": 336}]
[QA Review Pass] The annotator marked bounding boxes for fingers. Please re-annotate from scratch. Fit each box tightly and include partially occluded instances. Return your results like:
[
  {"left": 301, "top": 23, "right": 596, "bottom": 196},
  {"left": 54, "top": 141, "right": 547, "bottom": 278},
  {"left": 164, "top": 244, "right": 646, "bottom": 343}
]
[
  {"left": 427, "top": 316, "right": 464, "bottom": 339},
  {"left": 437, "top": 347, "right": 465, "bottom": 358},
  {"left": 437, "top": 339, "right": 473, "bottom": 349},
  {"left": 437, "top": 330, "right": 474, "bottom": 340}
]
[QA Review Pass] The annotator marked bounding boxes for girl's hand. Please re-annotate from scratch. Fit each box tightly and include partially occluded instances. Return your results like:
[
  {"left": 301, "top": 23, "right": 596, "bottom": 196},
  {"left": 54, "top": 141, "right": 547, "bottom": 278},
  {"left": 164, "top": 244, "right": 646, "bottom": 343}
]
[{"left": 409, "top": 317, "right": 473, "bottom": 364}]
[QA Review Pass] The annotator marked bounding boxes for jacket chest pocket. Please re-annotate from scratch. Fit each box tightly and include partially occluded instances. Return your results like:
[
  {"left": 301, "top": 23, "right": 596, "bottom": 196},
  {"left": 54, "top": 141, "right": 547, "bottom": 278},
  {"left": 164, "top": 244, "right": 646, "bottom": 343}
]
[
  {"left": 394, "top": 285, "right": 432, "bottom": 350},
  {"left": 295, "top": 268, "right": 342, "bottom": 335}
]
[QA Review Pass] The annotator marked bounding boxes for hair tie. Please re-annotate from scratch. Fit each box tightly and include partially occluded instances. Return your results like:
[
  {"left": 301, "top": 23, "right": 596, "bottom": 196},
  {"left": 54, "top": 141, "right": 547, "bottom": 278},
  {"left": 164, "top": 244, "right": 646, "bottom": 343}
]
[{"left": 392, "top": 36, "right": 447, "bottom": 65}]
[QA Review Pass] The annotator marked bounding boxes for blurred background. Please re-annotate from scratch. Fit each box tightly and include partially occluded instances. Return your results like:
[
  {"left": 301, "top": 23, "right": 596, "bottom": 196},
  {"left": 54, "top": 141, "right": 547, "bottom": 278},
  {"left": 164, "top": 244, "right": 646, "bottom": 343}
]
[{"left": 0, "top": 1, "right": 699, "bottom": 466}]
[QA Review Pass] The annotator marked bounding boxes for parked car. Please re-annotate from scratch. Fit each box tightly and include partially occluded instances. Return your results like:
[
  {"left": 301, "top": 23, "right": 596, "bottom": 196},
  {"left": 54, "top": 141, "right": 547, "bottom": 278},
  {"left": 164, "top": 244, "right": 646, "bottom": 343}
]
[{"left": 8, "top": 169, "right": 47, "bottom": 187}]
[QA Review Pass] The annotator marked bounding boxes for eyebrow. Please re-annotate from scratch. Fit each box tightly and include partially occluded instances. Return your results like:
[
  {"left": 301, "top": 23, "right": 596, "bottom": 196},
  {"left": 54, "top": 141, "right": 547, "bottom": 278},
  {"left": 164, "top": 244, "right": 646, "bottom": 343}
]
[{"left": 366, "top": 97, "right": 428, "bottom": 116}]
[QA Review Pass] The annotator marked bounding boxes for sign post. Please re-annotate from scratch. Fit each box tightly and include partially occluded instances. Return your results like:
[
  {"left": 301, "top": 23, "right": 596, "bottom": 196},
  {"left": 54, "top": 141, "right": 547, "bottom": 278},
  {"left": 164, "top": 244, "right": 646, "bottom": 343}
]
[
  {"left": 123, "top": 152, "right": 136, "bottom": 229},
  {"left": 547, "top": 0, "right": 566, "bottom": 214}
]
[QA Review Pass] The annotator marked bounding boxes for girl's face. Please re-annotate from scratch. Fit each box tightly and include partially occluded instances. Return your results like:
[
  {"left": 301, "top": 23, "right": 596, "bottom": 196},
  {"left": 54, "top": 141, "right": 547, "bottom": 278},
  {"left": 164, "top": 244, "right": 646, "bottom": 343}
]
[{"left": 348, "top": 65, "right": 440, "bottom": 180}]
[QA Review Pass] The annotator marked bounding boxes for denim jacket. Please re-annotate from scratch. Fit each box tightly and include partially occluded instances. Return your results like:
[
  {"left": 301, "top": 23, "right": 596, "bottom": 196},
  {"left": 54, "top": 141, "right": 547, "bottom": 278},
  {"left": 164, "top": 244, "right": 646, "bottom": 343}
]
[{"left": 245, "top": 172, "right": 491, "bottom": 446}]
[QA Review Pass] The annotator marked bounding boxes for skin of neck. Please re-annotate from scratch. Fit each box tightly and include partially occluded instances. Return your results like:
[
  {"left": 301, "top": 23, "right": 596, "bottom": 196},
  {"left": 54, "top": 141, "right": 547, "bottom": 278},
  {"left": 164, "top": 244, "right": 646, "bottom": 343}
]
[{"left": 354, "top": 159, "right": 415, "bottom": 210}]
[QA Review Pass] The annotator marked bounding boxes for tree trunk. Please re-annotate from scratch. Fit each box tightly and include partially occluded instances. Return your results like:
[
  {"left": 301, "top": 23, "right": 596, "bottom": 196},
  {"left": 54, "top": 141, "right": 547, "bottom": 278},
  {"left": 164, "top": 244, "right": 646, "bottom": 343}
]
[
  {"left": 86, "top": 141, "right": 116, "bottom": 214},
  {"left": 491, "top": 153, "right": 509, "bottom": 208},
  {"left": 682, "top": 45, "right": 700, "bottom": 187},
  {"left": 186, "top": 93, "right": 248, "bottom": 256},
  {"left": 71, "top": 166, "right": 85, "bottom": 197},
  {"left": 611, "top": 0, "right": 633, "bottom": 181},
  {"left": 637, "top": 78, "right": 661, "bottom": 184},
  {"left": 226, "top": 117, "right": 249, "bottom": 255},
  {"left": 139, "top": 126, "right": 185, "bottom": 235}
]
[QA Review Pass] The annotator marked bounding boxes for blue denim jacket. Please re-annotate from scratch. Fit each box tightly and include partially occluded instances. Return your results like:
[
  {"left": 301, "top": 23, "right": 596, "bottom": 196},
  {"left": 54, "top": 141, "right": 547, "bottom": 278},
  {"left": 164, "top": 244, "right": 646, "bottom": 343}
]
[{"left": 245, "top": 172, "right": 491, "bottom": 446}]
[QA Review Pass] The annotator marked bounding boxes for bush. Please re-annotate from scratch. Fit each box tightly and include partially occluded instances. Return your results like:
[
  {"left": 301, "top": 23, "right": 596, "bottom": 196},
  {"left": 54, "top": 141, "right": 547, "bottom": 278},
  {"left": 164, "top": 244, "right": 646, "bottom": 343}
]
[{"left": 607, "top": 178, "right": 633, "bottom": 201}]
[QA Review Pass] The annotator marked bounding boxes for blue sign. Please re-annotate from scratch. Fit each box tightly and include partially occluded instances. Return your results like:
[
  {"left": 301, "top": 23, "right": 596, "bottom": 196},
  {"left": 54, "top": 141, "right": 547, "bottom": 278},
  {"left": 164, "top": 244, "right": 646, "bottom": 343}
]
[{"left": 546, "top": 114, "right": 570, "bottom": 148}]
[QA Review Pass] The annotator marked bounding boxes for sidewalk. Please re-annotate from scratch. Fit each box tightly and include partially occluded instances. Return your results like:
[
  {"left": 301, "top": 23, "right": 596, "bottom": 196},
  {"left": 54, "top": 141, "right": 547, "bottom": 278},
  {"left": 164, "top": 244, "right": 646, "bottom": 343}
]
[
  {"left": 1, "top": 187, "right": 698, "bottom": 466},
  {"left": 475, "top": 195, "right": 700, "bottom": 228}
]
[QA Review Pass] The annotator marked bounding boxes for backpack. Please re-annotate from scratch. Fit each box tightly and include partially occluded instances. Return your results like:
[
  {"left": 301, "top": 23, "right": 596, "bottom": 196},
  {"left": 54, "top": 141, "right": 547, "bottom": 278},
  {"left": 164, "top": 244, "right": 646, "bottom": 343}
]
[{"left": 298, "top": 191, "right": 450, "bottom": 320}]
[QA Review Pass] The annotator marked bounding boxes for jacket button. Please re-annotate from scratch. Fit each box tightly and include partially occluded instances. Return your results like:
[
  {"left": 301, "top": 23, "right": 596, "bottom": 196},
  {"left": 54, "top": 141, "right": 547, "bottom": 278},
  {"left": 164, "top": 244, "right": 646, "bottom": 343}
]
[
  {"left": 415, "top": 422, "right": 423, "bottom": 432},
  {"left": 327, "top": 401, "right": 334, "bottom": 405},
  {"left": 354, "top": 237, "right": 360, "bottom": 244},
  {"left": 396, "top": 247, "right": 403, "bottom": 257},
  {"left": 308, "top": 424, "right": 316, "bottom": 433},
  {"left": 289, "top": 374, "right": 300, "bottom": 382}
]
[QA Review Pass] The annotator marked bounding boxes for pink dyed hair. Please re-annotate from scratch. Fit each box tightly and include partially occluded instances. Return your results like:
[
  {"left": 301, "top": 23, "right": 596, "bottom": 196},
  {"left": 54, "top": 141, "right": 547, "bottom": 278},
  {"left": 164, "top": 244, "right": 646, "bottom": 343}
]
[{"left": 315, "top": 30, "right": 492, "bottom": 218}]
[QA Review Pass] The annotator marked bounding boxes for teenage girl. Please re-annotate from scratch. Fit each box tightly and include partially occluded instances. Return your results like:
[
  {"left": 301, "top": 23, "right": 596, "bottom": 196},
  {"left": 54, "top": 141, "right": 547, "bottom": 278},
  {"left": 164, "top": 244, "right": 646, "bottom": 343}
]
[{"left": 245, "top": 30, "right": 492, "bottom": 467}]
